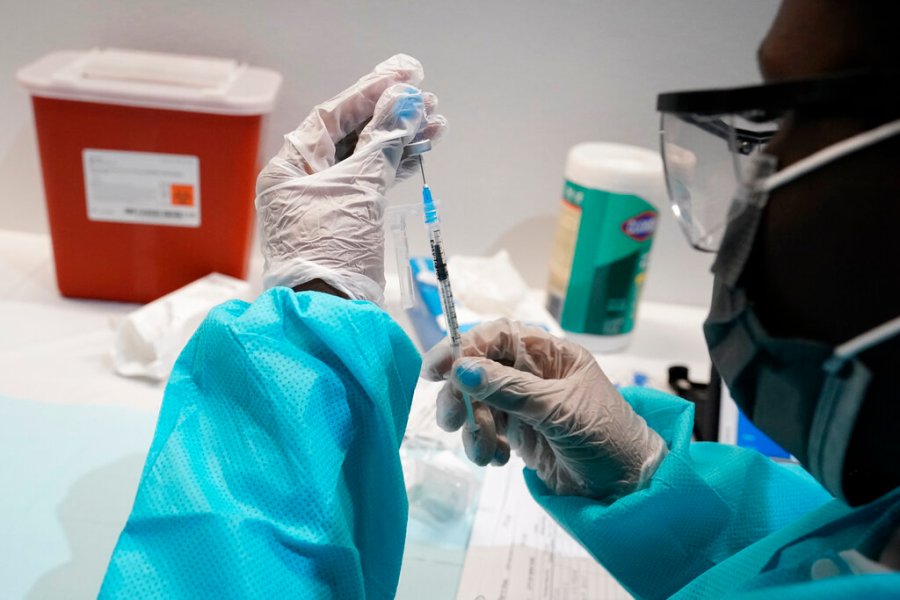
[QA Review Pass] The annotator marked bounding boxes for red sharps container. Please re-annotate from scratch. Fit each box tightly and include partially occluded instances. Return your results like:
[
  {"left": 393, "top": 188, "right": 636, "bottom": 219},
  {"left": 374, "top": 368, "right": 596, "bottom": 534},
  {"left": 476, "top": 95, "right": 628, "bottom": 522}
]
[{"left": 17, "top": 49, "right": 282, "bottom": 302}]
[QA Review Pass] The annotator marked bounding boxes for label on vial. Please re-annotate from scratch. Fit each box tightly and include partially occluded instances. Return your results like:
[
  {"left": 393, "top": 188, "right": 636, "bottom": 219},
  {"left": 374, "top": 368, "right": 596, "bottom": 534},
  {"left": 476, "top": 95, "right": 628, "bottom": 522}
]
[{"left": 82, "top": 149, "right": 201, "bottom": 227}]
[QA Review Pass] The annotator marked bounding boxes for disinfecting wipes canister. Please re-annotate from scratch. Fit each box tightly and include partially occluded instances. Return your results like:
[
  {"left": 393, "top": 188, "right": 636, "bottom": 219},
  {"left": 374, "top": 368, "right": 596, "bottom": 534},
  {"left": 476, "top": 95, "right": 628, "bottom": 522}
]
[{"left": 546, "top": 143, "right": 664, "bottom": 352}]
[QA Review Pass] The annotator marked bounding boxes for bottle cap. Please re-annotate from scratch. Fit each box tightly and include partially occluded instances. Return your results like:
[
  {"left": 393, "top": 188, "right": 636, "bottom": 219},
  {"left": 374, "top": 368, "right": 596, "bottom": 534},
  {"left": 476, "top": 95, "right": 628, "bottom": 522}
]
[{"left": 403, "top": 139, "right": 432, "bottom": 157}]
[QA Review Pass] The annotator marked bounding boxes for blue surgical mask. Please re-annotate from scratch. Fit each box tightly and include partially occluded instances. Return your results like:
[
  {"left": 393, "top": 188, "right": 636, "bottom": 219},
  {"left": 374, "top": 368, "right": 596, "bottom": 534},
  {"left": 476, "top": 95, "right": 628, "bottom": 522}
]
[{"left": 704, "top": 119, "right": 900, "bottom": 500}]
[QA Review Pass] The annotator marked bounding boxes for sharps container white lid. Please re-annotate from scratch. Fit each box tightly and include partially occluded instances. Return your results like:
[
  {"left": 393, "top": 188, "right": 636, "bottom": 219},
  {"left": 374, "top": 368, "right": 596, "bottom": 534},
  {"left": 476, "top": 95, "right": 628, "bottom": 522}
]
[
  {"left": 17, "top": 48, "right": 282, "bottom": 115},
  {"left": 565, "top": 142, "right": 664, "bottom": 203}
]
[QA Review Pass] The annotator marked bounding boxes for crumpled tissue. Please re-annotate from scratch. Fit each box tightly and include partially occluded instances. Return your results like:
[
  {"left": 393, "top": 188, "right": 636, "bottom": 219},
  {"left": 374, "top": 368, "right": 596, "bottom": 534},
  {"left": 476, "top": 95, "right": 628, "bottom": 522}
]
[
  {"left": 112, "top": 273, "right": 252, "bottom": 380},
  {"left": 447, "top": 250, "right": 564, "bottom": 337}
]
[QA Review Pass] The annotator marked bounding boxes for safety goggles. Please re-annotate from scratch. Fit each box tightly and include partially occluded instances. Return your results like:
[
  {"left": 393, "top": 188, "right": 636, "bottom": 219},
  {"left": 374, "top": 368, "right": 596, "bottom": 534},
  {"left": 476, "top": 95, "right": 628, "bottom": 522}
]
[{"left": 656, "top": 72, "right": 897, "bottom": 251}]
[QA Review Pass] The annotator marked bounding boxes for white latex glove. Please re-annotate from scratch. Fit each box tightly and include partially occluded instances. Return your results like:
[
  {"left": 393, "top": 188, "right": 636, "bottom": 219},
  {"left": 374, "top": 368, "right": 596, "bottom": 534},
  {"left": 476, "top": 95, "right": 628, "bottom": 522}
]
[
  {"left": 422, "top": 319, "right": 668, "bottom": 501},
  {"left": 256, "top": 54, "right": 447, "bottom": 304}
]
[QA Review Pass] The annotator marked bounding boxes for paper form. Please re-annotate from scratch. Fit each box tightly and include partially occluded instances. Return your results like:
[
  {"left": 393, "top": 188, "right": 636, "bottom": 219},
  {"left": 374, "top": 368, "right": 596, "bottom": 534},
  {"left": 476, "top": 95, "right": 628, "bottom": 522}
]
[{"left": 455, "top": 456, "right": 632, "bottom": 600}]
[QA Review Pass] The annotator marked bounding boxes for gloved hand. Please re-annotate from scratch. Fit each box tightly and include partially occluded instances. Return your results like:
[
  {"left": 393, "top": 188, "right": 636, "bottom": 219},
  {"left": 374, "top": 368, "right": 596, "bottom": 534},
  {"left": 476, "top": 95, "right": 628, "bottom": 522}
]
[
  {"left": 256, "top": 54, "right": 447, "bottom": 304},
  {"left": 422, "top": 319, "right": 669, "bottom": 500}
]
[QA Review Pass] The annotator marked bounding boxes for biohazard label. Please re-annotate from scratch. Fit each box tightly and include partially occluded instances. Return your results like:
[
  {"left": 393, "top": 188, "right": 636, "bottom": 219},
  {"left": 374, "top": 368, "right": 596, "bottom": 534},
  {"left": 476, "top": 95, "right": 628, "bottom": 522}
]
[{"left": 82, "top": 149, "right": 201, "bottom": 227}]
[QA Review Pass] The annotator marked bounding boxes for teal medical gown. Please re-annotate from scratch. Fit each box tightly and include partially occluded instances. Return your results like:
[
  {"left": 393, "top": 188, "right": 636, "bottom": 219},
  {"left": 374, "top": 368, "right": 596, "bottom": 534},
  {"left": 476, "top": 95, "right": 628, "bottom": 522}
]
[
  {"left": 101, "top": 290, "right": 900, "bottom": 598},
  {"left": 529, "top": 387, "right": 900, "bottom": 598},
  {"left": 101, "top": 289, "right": 420, "bottom": 599}
]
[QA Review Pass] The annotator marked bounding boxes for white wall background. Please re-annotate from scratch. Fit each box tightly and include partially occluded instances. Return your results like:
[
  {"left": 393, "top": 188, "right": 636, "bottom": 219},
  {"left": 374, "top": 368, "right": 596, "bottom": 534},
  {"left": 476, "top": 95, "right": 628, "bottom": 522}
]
[{"left": 0, "top": 0, "right": 780, "bottom": 307}]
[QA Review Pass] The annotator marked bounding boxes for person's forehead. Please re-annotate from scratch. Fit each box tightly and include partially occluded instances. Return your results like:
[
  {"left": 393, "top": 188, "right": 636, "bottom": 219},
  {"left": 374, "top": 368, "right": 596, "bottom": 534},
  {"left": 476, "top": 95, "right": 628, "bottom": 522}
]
[{"left": 757, "top": 0, "right": 879, "bottom": 82}]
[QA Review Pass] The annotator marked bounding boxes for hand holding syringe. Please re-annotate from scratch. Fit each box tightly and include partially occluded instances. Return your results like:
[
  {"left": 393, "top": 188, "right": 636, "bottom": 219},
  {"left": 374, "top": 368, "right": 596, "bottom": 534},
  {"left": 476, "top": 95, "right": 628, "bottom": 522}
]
[{"left": 404, "top": 140, "right": 479, "bottom": 432}]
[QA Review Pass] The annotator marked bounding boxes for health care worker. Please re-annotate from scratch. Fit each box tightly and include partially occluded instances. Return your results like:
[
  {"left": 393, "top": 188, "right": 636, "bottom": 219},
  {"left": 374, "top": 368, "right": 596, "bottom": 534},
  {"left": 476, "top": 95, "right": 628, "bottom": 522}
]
[
  {"left": 101, "top": 1, "right": 900, "bottom": 598},
  {"left": 425, "top": 2, "right": 900, "bottom": 598}
]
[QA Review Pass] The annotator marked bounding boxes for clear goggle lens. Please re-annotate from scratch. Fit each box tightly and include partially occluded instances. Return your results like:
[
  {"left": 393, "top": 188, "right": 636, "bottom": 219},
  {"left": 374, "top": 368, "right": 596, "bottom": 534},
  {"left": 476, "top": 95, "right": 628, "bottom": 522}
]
[{"left": 660, "top": 112, "right": 776, "bottom": 251}]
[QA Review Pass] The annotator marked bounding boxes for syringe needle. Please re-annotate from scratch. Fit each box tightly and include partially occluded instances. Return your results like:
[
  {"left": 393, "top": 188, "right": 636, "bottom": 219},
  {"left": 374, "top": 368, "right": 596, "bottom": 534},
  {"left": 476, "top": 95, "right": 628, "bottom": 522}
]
[{"left": 418, "top": 155, "right": 427, "bottom": 185}]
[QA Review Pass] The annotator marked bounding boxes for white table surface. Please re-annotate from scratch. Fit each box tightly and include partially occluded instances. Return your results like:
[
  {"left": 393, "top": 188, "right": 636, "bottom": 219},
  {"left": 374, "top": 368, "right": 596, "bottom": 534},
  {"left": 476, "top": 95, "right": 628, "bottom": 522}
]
[{"left": 0, "top": 229, "right": 711, "bottom": 599}]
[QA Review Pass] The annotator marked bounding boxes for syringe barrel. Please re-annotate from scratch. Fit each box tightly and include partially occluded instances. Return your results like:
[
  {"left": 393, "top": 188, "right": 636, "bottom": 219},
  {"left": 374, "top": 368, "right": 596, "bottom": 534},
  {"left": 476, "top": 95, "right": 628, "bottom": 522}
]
[
  {"left": 419, "top": 183, "right": 477, "bottom": 431},
  {"left": 425, "top": 227, "right": 462, "bottom": 357},
  {"left": 428, "top": 227, "right": 449, "bottom": 281},
  {"left": 439, "top": 279, "right": 461, "bottom": 343}
]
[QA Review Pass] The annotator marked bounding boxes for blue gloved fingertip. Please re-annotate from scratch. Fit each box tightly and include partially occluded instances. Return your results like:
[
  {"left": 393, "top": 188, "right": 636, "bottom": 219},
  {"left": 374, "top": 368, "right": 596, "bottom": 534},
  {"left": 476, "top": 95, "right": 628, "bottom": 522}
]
[
  {"left": 393, "top": 90, "right": 424, "bottom": 120},
  {"left": 455, "top": 360, "right": 483, "bottom": 389}
]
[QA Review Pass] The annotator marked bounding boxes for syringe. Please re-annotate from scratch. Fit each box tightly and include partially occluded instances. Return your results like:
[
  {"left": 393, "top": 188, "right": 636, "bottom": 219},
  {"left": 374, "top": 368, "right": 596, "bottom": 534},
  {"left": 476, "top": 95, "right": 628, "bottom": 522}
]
[{"left": 405, "top": 141, "right": 478, "bottom": 432}]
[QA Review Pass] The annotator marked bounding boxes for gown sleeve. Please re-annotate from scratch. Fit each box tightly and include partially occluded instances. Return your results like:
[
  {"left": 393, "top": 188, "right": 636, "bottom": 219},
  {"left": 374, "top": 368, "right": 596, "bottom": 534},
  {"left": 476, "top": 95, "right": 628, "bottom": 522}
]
[
  {"left": 527, "top": 386, "right": 834, "bottom": 600},
  {"left": 100, "top": 288, "right": 421, "bottom": 600}
]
